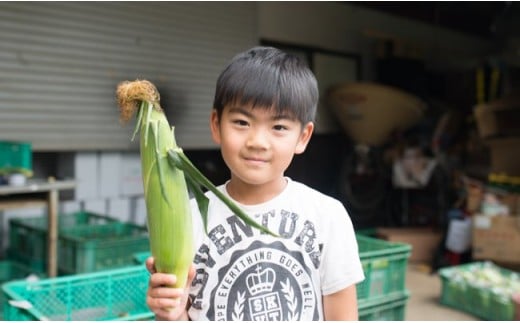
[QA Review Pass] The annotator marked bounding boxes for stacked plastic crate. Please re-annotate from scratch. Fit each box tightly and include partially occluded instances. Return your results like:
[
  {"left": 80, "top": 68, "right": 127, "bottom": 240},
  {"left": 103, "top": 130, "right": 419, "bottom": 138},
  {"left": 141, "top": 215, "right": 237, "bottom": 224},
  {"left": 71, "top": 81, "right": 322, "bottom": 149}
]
[
  {"left": 1, "top": 211, "right": 152, "bottom": 320},
  {"left": 6, "top": 211, "right": 149, "bottom": 275},
  {"left": 356, "top": 234, "right": 412, "bottom": 320}
]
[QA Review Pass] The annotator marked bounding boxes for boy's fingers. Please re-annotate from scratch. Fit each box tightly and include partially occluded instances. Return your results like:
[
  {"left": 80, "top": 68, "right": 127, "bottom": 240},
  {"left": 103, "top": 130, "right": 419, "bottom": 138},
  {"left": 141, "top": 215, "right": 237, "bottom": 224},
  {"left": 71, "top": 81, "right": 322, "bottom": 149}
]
[
  {"left": 145, "top": 256, "right": 156, "bottom": 274},
  {"left": 186, "top": 264, "right": 196, "bottom": 286},
  {"left": 149, "top": 285, "right": 184, "bottom": 299},
  {"left": 147, "top": 294, "right": 181, "bottom": 308},
  {"left": 149, "top": 273, "right": 178, "bottom": 288}
]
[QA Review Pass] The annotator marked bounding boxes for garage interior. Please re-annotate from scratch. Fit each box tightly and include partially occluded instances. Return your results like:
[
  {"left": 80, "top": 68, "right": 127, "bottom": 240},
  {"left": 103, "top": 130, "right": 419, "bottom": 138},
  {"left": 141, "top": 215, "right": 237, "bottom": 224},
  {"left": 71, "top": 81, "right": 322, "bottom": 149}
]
[{"left": 1, "top": 2, "right": 520, "bottom": 321}]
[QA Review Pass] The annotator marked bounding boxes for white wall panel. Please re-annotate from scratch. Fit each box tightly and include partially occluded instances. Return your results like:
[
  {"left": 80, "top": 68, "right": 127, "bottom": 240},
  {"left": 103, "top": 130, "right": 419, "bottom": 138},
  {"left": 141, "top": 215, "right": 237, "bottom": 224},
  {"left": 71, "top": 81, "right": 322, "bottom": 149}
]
[{"left": 0, "top": 2, "right": 257, "bottom": 151}]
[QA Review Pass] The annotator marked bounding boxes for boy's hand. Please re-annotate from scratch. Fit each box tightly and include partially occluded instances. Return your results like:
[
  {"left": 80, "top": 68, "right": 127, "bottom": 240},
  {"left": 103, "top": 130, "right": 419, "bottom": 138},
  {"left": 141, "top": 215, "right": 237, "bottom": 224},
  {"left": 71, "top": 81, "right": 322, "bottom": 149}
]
[{"left": 145, "top": 256, "right": 195, "bottom": 321}]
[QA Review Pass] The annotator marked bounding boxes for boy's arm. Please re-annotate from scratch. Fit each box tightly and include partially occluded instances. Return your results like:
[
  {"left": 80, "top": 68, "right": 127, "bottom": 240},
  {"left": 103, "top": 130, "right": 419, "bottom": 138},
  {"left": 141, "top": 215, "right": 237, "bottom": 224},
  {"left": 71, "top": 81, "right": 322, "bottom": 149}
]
[{"left": 322, "top": 284, "right": 359, "bottom": 321}]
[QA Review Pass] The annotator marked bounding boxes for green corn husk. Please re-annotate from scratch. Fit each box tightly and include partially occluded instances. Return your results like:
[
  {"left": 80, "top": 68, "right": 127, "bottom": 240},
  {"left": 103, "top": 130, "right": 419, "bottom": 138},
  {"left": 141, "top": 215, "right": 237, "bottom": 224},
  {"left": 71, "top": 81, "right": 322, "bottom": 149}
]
[
  {"left": 117, "top": 80, "right": 193, "bottom": 288},
  {"left": 116, "top": 80, "right": 276, "bottom": 289}
]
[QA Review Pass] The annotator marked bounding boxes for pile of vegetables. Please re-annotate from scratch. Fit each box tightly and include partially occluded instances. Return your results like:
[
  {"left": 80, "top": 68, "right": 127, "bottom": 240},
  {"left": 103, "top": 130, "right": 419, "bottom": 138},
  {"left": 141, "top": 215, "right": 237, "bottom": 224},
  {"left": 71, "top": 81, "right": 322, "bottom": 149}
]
[
  {"left": 444, "top": 261, "right": 520, "bottom": 300},
  {"left": 116, "top": 80, "right": 275, "bottom": 289}
]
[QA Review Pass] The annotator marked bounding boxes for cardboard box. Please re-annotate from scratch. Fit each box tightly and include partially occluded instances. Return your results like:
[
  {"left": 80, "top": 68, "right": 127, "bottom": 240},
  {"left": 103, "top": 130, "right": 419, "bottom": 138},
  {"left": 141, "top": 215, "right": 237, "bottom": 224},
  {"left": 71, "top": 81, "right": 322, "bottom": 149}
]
[
  {"left": 474, "top": 98, "right": 520, "bottom": 138},
  {"left": 485, "top": 137, "right": 520, "bottom": 176},
  {"left": 485, "top": 187, "right": 520, "bottom": 215},
  {"left": 472, "top": 214, "right": 520, "bottom": 264},
  {"left": 376, "top": 227, "right": 443, "bottom": 263}
]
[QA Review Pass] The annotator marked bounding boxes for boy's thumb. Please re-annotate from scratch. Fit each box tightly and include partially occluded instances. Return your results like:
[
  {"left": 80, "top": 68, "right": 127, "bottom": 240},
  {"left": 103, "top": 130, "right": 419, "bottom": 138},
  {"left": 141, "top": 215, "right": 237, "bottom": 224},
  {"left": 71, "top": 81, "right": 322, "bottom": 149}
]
[{"left": 186, "top": 263, "right": 196, "bottom": 287}]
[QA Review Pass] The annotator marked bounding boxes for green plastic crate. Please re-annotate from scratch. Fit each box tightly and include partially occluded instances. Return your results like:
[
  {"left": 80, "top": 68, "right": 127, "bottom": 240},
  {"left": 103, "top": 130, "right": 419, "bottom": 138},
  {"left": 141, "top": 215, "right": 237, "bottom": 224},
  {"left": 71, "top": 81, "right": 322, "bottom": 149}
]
[
  {"left": 356, "top": 235, "right": 411, "bottom": 302},
  {"left": 0, "top": 261, "right": 39, "bottom": 320},
  {"left": 0, "top": 141, "right": 32, "bottom": 176},
  {"left": 1, "top": 265, "right": 154, "bottom": 321},
  {"left": 57, "top": 222, "right": 150, "bottom": 274},
  {"left": 8, "top": 212, "right": 120, "bottom": 273},
  {"left": 356, "top": 228, "right": 377, "bottom": 237},
  {"left": 358, "top": 290, "right": 410, "bottom": 321},
  {"left": 439, "top": 261, "right": 519, "bottom": 320},
  {"left": 133, "top": 252, "right": 151, "bottom": 265}
]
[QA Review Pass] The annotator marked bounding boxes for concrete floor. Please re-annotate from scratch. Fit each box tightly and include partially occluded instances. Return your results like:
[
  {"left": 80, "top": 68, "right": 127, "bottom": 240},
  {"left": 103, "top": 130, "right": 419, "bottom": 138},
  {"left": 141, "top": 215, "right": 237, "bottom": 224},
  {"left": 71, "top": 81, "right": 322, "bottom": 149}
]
[{"left": 405, "top": 264, "right": 480, "bottom": 321}]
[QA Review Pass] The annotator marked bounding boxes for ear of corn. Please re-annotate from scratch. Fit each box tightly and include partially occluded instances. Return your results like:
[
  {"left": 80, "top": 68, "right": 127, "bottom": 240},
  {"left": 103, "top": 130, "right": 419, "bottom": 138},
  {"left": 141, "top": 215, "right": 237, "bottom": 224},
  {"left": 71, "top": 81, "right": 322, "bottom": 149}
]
[
  {"left": 116, "top": 80, "right": 276, "bottom": 289},
  {"left": 117, "top": 80, "right": 193, "bottom": 288}
]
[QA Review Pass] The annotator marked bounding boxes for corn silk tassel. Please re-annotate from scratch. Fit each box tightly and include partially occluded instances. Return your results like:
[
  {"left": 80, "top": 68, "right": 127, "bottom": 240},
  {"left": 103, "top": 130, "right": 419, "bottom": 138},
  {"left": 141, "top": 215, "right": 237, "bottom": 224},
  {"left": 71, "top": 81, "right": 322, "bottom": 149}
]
[{"left": 116, "top": 80, "right": 276, "bottom": 288}]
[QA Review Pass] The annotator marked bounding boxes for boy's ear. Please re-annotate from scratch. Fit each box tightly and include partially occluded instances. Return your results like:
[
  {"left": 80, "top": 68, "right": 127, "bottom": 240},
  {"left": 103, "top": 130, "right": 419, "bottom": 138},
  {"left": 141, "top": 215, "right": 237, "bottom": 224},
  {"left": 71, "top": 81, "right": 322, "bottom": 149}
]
[
  {"left": 295, "top": 122, "right": 314, "bottom": 154},
  {"left": 209, "top": 109, "right": 221, "bottom": 144}
]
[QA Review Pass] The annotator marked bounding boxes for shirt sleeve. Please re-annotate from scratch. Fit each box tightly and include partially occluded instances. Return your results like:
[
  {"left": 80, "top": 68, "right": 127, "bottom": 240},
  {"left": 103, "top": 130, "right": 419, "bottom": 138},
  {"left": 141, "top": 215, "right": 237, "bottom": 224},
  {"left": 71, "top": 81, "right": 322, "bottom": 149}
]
[{"left": 319, "top": 199, "right": 365, "bottom": 296}]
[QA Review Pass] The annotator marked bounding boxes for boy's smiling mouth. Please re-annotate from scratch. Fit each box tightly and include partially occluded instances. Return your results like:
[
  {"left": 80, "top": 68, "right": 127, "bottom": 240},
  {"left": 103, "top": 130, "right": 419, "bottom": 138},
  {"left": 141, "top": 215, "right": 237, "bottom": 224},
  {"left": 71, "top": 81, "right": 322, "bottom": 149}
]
[{"left": 243, "top": 156, "right": 269, "bottom": 165}]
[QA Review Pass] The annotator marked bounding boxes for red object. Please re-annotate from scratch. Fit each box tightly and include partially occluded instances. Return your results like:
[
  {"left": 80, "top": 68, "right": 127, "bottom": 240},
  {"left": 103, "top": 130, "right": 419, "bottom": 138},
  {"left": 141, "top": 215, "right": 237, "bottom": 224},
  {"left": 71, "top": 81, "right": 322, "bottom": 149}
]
[{"left": 446, "top": 250, "right": 461, "bottom": 265}]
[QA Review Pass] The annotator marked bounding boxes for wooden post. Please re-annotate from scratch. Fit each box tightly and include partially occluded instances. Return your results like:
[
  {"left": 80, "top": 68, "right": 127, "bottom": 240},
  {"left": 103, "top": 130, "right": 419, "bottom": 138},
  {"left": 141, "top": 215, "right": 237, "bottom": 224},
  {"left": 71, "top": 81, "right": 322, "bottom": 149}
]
[{"left": 47, "top": 177, "right": 58, "bottom": 277}]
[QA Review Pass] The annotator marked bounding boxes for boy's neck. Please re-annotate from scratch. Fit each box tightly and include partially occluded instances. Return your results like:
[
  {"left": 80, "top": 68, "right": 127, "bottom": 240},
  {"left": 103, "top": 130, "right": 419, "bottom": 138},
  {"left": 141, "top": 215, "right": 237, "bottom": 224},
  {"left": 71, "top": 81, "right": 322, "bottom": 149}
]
[{"left": 225, "top": 177, "right": 288, "bottom": 205}]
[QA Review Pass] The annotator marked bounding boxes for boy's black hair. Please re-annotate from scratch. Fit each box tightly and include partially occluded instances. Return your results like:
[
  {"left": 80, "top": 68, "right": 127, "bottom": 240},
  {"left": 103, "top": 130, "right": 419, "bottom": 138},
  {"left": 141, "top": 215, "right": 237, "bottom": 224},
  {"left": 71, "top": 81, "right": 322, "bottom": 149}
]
[{"left": 213, "top": 46, "right": 318, "bottom": 125}]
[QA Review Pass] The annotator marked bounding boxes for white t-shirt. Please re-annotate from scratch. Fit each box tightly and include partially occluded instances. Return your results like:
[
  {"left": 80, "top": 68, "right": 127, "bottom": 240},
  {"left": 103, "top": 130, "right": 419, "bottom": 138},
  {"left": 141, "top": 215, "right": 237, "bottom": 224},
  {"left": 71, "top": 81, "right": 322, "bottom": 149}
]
[{"left": 188, "top": 177, "right": 364, "bottom": 321}]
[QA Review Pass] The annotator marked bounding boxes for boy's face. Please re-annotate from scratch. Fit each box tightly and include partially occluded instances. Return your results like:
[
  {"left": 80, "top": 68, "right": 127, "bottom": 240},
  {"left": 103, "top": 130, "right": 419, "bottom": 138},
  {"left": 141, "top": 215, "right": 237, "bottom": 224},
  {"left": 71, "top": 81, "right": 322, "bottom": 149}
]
[{"left": 210, "top": 102, "right": 313, "bottom": 189}]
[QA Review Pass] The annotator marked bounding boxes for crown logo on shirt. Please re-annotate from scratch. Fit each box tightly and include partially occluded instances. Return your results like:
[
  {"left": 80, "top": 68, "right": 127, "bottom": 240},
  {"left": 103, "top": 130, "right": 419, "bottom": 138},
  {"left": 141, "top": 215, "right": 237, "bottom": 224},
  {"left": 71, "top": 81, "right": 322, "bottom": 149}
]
[{"left": 246, "top": 266, "right": 276, "bottom": 296}]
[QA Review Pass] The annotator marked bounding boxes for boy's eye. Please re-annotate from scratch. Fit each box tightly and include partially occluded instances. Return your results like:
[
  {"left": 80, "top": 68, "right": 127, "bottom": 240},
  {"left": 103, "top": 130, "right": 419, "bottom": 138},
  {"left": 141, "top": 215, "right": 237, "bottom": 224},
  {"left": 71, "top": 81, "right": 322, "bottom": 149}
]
[
  {"left": 233, "top": 119, "right": 248, "bottom": 126},
  {"left": 273, "top": 124, "right": 288, "bottom": 131}
]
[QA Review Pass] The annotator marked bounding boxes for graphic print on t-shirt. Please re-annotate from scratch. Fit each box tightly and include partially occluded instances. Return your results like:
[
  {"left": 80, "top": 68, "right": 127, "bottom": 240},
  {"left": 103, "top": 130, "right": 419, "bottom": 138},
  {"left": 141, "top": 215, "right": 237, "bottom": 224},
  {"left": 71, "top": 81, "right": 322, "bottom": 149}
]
[
  {"left": 206, "top": 240, "right": 319, "bottom": 321},
  {"left": 189, "top": 181, "right": 365, "bottom": 321}
]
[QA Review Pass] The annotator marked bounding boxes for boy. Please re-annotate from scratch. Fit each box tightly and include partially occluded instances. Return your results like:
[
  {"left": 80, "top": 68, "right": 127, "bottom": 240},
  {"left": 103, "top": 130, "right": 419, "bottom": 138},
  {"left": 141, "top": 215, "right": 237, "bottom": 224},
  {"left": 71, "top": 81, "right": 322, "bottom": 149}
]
[{"left": 146, "top": 46, "right": 364, "bottom": 320}]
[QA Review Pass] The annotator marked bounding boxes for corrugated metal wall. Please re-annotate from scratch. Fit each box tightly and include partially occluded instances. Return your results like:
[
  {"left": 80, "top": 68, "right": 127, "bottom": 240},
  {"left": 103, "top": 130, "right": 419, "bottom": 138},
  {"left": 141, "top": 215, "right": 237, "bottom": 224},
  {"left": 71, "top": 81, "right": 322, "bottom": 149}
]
[{"left": 0, "top": 2, "right": 257, "bottom": 151}]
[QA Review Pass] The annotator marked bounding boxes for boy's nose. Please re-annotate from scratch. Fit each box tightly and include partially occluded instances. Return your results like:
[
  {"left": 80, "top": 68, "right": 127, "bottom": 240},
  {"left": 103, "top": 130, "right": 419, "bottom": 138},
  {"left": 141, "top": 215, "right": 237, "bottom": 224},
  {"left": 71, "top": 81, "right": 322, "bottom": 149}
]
[{"left": 246, "top": 128, "right": 269, "bottom": 149}]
